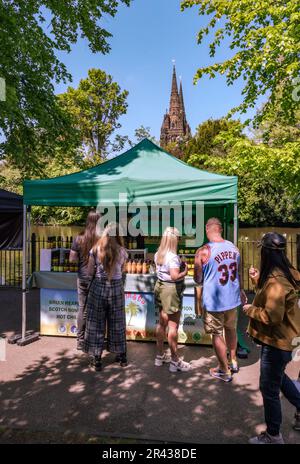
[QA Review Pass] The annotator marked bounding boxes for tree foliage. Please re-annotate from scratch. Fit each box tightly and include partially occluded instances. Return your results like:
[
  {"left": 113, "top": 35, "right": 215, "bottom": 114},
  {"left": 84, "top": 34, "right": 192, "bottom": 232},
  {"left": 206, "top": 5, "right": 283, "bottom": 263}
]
[
  {"left": 181, "top": 0, "right": 300, "bottom": 125},
  {"left": 187, "top": 128, "right": 300, "bottom": 225},
  {"left": 58, "top": 69, "right": 129, "bottom": 162},
  {"left": 134, "top": 126, "right": 158, "bottom": 144},
  {"left": 184, "top": 118, "right": 244, "bottom": 161},
  {"left": 0, "top": 0, "right": 131, "bottom": 170}
]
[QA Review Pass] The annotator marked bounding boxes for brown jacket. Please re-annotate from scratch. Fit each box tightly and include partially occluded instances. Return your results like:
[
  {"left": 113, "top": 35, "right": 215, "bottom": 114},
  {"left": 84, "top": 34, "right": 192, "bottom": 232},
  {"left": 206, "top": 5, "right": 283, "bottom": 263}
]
[{"left": 246, "top": 268, "right": 300, "bottom": 351}]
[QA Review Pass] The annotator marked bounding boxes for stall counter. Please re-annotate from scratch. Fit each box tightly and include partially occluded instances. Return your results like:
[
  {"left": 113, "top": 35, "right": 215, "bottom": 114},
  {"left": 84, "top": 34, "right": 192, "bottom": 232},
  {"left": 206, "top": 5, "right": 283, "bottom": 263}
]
[{"left": 28, "top": 271, "right": 211, "bottom": 345}]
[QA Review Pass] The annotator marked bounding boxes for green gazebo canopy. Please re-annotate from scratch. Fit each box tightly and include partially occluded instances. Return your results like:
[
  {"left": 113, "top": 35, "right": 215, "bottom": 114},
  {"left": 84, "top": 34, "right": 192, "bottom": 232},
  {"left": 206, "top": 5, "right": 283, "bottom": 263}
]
[{"left": 23, "top": 139, "right": 237, "bottom": 206}]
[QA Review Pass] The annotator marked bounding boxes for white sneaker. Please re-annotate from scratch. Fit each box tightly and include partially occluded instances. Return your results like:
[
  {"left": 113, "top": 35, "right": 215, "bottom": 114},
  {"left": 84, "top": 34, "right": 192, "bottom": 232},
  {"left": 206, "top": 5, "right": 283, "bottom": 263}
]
[
  {"left": 154, "top": 352, "right": 171, "bottom": 366},
  {"left": 248, "top": 431, "right": 284, "bottom": 444},
  {"left": 169, "top": 358, "right": 191, "bottom": 373}
]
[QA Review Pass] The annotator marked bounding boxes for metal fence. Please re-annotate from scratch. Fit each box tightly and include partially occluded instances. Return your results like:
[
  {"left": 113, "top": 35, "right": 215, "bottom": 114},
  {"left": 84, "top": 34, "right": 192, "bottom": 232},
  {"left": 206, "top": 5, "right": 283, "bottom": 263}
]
[
  {"left": 0, "top": 235, "right": 299, "bottom": 290},
  {"left": 0, "top": 235, "right": 74, "bottom": 288}
]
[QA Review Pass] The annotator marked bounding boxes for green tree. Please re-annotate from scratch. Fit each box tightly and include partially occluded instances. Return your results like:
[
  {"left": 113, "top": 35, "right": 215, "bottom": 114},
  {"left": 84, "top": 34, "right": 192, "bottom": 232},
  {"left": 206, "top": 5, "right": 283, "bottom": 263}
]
[
  {"left": 184, "top": 118, "right": 244, "bottom": 161},
  {"left": 187, "top": 133, "right": 300, "bottom": 225},
  {"left": 134, "top": 126, "right": 158, "bottom": 144},
  {"left": 58, "top": 69, "right": 129, "bottom": 162},
  {"left": 0, "top": 0, "right": 131, "bottom": 170},
  {"left": 181, "top": 0, "right": 300, "bottom": 125},
  {"left": 252, "top": 105, "right": 300, "bottom": 147}
]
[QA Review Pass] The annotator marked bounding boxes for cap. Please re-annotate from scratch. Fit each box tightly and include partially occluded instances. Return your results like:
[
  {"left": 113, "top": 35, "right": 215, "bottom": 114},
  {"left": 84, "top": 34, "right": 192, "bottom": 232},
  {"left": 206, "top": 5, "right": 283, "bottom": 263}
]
[{"left": 259, "top": 232, "right": 286, "bottom": 250}]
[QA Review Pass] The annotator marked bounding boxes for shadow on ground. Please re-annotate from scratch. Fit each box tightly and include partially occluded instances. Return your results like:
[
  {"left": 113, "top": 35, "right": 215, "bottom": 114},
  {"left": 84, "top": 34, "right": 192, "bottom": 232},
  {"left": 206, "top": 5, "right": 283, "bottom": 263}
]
[{"left": 1, "top": 289, "right": 299, "bottom": 444}]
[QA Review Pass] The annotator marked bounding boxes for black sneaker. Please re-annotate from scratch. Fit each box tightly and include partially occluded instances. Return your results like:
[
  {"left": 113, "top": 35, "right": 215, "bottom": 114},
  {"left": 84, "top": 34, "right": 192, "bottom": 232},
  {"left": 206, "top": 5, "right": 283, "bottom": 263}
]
[
  {"left": 115, "top": 353, "right": 128, "bottom": 367},
  {"left": 293, "top": 412, "right": 300, "bottom": 431},
  {"left": 89, "top": 356, "right": 102, "bottom": 371}
]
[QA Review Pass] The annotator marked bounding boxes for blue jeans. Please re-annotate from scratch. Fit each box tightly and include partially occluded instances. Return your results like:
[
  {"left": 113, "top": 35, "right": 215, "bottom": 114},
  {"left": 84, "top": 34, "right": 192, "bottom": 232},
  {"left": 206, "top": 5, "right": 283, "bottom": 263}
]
[{"left": 260, "top": 344, "right": 300, "bottom": 436}]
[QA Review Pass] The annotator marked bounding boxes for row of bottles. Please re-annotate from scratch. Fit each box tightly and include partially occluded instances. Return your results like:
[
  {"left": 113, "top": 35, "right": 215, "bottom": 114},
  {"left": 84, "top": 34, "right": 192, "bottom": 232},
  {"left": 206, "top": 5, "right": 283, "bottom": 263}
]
[
  {"left": 46, "top": 236, "right": 73, "bottom": 249},
  {"left": 178, "top": 248, "right": 197, "bottom": 255},
  {"left": 51, "top": 256, "right": 78, "bottom": 273},
  {"left": 127, "top": 237, "right": 138, "bottom": 249},
  {"left": 125, "top": 259, "right": 155, "bottom": 274}
]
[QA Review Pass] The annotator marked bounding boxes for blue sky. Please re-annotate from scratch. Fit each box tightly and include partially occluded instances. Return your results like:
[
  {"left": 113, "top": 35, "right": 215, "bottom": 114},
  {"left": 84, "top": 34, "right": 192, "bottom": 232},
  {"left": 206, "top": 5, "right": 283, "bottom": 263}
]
[{"left": 55, "top": 0, "right": 261, "bottom": 143}]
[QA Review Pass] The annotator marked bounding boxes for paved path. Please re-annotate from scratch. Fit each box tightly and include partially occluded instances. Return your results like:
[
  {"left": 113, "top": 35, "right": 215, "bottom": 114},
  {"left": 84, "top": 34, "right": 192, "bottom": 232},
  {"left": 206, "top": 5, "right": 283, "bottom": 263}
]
[{"left": 0, "top": 288, "right": 300, "bottom": 444}]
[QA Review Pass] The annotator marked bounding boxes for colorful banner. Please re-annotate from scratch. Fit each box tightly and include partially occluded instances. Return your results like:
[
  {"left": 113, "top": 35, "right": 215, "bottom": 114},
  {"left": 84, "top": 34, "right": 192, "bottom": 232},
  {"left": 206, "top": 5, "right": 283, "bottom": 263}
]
[
  {"left": 40, "top": 288, "right": 211, "bottom": 345},
  {"left": 40, "top": 288, "right": 79, "bottom": 337}
]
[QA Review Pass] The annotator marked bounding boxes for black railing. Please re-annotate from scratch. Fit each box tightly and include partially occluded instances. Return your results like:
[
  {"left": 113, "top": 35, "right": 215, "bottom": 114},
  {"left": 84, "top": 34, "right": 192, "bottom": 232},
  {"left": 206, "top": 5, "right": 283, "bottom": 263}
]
[
  {"left": 0, "top": 247, "right": 23, "bottom": 287},
  {"left": 1, "top": 234, "right": 299, "bottom": 290},
  {"left": 0, "top": 235, "right": 74, "bottom": 288}
]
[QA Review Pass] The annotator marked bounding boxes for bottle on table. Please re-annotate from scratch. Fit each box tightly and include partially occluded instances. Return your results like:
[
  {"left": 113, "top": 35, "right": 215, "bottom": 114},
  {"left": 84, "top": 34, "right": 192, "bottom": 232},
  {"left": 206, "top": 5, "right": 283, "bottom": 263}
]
[
  {"left": 136, "top": 260, "right": 142, "bottom": 274},
  {"left": 142, "top": 261, "right": 147, "bottom": 274},
  {"left": 131, "top": 260, "right": 137, "bottom": 274},
  {"left": 126, "top": 260, "right": 132, "bottom": 274}
]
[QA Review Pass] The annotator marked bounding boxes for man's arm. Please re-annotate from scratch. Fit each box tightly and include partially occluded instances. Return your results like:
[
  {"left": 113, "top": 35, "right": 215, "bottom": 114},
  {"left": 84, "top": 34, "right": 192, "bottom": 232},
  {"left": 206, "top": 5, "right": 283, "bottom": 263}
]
[
  {"left": 194, "top": 248, "right": 205, "bottom": 316},
  {"left": 194, "top": 249, "right": 203, "bottom": 285}
]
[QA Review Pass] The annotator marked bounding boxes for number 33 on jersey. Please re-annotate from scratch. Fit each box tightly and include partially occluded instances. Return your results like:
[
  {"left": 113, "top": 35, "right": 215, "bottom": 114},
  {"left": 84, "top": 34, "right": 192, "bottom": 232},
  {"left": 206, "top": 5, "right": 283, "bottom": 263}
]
[{"left": 201, "top": 240, "right": 242, "bottom": 312}]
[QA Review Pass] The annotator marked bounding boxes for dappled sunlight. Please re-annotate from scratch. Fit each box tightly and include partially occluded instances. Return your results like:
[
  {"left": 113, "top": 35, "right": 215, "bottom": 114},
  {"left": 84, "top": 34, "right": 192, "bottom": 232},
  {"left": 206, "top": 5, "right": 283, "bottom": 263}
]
[{"left": 1, "top": 334, "right": 299, "bottom": 443}]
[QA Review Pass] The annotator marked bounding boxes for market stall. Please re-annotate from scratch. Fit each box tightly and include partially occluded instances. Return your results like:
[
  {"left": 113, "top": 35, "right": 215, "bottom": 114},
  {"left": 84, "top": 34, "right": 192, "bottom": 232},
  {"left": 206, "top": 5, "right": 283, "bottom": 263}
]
[{"left": 22, "top": 138, "right": 238, "bottom": 345}]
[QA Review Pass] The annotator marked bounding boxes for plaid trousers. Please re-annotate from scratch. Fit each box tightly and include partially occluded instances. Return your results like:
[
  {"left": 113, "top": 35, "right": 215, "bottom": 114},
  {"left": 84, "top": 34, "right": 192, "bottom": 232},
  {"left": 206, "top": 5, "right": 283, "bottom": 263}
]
[{"left": 83, "top": 278, "right": 126, "bottom": 357}]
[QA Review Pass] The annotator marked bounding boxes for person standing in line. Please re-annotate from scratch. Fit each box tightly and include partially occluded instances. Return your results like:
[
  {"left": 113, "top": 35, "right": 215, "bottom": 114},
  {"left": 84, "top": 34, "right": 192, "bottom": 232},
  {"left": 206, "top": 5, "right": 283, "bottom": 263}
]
[
  {"left": 194, "top": 217, "right": 247, "bottom": 382},
  {"left": 83, "top": 222, "right": 128, "bottom": 371},
  {"left": 154, "top": 227, "right": 191, "bottom": 373},
  {"left": 69, "top": 209, "right": 100, "bottom": 350},
  {"left": 243, "top": 232, "right": 300, "bottom": 444}
]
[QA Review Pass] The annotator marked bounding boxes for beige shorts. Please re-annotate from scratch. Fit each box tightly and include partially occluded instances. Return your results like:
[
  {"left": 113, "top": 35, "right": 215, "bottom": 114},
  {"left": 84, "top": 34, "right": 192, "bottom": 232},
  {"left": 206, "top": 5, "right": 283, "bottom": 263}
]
[
  {"left": 154, "top": 280, "right": 185, "bottom": 315},
  {"left": 203, "top": 307, "right": 238, "bottom": 336}
]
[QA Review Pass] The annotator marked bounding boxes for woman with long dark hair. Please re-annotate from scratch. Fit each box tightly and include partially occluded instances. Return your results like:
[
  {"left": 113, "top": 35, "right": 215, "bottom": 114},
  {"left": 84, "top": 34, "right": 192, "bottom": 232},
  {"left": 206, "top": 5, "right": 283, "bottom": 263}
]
[
  {"left": 83, "top": 222, "right": 128, "bottom": 371},
  {"left": 69, "top": 209, "right": 100, "bottom": 350},
  {"left": 243, "top": 232, "right": 300, "bottom": 444}
]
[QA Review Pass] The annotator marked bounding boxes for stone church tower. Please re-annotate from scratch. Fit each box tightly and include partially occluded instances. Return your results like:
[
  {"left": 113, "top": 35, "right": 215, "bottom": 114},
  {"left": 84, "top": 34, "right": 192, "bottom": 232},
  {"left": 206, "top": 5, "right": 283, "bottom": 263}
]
[{"left": 160, "top": 65, "right": 191, "bottom": 147}]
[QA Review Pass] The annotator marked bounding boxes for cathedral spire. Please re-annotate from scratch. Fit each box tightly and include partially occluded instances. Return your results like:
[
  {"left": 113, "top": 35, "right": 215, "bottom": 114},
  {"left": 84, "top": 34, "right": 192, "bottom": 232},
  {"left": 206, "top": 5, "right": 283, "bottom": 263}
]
[
  {"left": 179, "top": 78, "right": 186, "bottom": 119},
  {"left": 169, "top": 64, "right": 179, "bottom": 113},
  {"left": 160, "top": 64, "right": 191, "bottom": 150}
]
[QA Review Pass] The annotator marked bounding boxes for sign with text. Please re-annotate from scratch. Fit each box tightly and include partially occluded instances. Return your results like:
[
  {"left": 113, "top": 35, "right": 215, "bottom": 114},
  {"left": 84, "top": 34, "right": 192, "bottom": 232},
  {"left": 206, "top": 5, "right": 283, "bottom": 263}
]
[
  {"left": 40, "top": 288, "right": 211, "bottom": 344},
  {"left": 40, "top": 288, "right": 79, "bottom": 336}
]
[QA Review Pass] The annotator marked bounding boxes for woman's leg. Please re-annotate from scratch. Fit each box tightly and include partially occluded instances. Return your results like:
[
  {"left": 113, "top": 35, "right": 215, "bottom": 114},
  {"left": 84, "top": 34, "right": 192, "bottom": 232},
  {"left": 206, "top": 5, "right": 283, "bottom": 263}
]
[
  {"left": 281, "top": 372, "right": 300, "bottom": 412},
  {"left": 76, "top": 278, "right": 90, "bottom": 348},
  {"left": 167, "top": 311, "right": 181, "bottom": 362},
  {"left": 156, "top": 310, "right": 168, "bottom": 356},
  {"left": 84, "top": 281, "right": 106, "bottom": 361},
  {"left": 259, "top": 345, "right": 290, "bottom": 436},
  {"left": 107, "top": 281, "right": 127, "bottom": 357}
]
